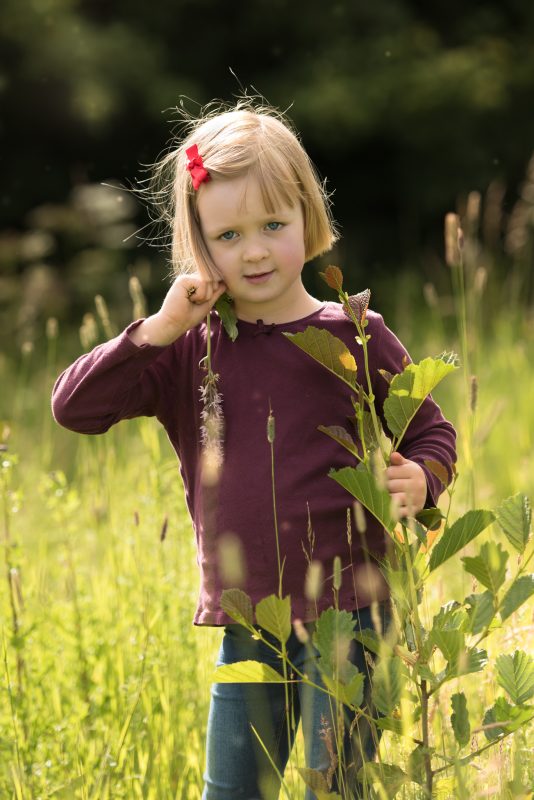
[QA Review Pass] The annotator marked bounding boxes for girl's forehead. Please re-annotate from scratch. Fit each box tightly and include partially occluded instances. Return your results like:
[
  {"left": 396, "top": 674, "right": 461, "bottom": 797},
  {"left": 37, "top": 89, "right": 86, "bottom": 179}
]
[{"left": 197, "top": 173, "right": 296, "bottom": 225}]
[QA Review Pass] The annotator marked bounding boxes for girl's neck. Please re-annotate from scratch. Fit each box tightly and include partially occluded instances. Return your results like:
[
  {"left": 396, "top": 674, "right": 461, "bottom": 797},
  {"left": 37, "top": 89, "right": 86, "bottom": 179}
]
[{"left": 234, "top": 286, "right": 323, "bottom": 325}]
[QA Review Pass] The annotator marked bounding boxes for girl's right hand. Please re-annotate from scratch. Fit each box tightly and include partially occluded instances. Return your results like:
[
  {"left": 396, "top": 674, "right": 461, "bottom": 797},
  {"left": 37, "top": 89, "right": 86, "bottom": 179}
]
[{"left": 129, "top": 274, "right": 227, "bottom": 347}]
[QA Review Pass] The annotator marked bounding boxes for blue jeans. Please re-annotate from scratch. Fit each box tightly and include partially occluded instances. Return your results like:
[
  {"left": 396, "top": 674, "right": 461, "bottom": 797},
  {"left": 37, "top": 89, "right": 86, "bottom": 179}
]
[{"left": 202, "top": 600, "right": 393, "bottom": 800}]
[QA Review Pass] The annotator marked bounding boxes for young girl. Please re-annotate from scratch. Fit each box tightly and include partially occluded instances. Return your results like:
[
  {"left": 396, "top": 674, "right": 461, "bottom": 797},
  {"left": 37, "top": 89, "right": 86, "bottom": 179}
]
[{"left": 52, "top": 101, "right": 457, "bottom": 800}]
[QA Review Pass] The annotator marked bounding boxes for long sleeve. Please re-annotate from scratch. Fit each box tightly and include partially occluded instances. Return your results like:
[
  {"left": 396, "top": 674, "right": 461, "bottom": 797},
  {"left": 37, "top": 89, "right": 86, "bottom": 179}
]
[
  {"left": 368, "top": 313, "right": 457, "bottom": 506},
  {"left": 51, "top": 320, "right": 176, "bottom": 434}
]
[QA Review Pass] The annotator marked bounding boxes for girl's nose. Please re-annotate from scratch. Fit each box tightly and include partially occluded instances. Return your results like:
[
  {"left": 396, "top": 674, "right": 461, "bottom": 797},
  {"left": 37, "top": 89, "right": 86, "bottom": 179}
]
[{"left": 242, "top": 241, "right": 269, "bottom": 263}]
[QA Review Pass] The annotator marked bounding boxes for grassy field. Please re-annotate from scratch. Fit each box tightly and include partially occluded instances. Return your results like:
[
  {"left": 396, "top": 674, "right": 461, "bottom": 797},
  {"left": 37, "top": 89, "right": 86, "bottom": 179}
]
[{"left": 1, "top": 273, "right": 533, "bottom": 799}]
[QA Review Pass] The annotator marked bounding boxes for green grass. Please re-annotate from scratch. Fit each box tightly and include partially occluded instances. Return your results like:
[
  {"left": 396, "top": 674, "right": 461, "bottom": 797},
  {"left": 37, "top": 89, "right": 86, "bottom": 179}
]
[{"left": 1, "top": 294, "right": 533, "bottom": 799}]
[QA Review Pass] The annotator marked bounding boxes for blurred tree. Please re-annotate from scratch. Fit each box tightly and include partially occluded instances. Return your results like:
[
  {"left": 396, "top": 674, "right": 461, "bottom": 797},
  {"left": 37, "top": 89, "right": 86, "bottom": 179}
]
[{"left": 1, "top": 0, "right": 534, "bottom": 284}]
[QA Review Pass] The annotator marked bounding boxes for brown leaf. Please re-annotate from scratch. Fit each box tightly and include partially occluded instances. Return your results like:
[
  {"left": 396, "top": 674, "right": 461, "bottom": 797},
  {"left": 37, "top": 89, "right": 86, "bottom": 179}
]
[
  {"left": 378, "top": 369, "right": 393, "bottom": 385},
  {"left": 424, "top": 459, "right": 449, "bottom": 487},
  {"left": 343, "top": 289, "right": 371, "bottom": 324},
  {"left": 320, "top": 265, "right": 344, "bottom": 291}
]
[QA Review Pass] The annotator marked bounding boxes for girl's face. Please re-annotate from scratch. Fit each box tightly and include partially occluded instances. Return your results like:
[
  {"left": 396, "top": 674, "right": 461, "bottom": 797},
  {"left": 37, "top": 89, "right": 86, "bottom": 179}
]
[{"left": 197, "top": 173, "right": 311, "bottom": 323}]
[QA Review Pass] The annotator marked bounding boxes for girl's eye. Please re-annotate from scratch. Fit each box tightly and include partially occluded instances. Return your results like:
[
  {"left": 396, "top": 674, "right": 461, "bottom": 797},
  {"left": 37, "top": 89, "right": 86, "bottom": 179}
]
[
  {"left": 266, "top": 221, "right": 283, "bottom": 231},
  {"left": 219, "top": 231, "right": 237, "bottom": 241}
]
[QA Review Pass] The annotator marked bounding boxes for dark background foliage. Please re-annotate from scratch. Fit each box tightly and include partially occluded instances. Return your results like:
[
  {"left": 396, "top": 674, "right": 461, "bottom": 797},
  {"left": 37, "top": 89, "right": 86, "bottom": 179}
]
[{"left": 1, "top": 0, "right": 534, "bottom": 344}]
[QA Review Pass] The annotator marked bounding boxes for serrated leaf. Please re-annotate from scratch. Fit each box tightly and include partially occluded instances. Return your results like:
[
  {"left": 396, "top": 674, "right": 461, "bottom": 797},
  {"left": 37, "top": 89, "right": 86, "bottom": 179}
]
[
  {"left": 214, "top": 293, "right": 238, "bottom": 341},
  {"left": 255, "top": 595, "right": 291, "bottom": 644},
  {"left": 500, "top": 575, "right": 534, "bottom": 621},
  {"left": 406, "top": 744, "right": 432, "bottom": 785},
  {"left": 375, "top": 715, "right": 405, "bottom": 735},
  {"left": 329, "top": 462, "right": 397, "bottom": 533},
  {"left": 344, "top": 671, "right": 365, "bottom": 707},
  {"left": 432, "top": 601, "right": 467, "bottom": 631},
  {"left": 495, "top": 493, "right": 531, "bottom": 553},
  {"left": 414, "top": 663, "right": 439, "bottom": 688},
  {"left": 482, "top": 696, "right": 534, "bottom": 741},
  {"left": 451, "top": 692, "right": 470, "bottom": 747},
  {"left": 429, "top": 509, "right": 495, "bottom": 571},
  {"left": 220, "top": 588, "right": 253, "bottom": 627},
  {"left": 322, "top": 670, "right": 365, "bottom": 708},
  {"left": 461, "top": 541, "right": 509, "bottom": 594},
  {"left": 416, "top": 506, "right": 444, "bottom": 531},
  {"left": 357, "top": 762, "right": 412, "bottom": 797},
  {"left": 297, "top": 767, "right": 330, "bottom": 795},
  {"left": 464, "top": 591, "right": 495, "bottom": 634},
  {"left": 496, "top": 650, "right": 534, "bottom": 704},
  {"left": 212, "top": 660, "right": 286, "bottom": 683},
  {"left": 371, "top": 656, "right": 406, "bottom": 715},
  {"left": 317, "top": 425, "right": 359, "bottom": 458},
  {"left": 430, "top": 629, "right": 465, "bottom": 665},
  {"left": 352, "top": 628, "right": 393, "bottom": 658},
  {"left": 343, "top": 289, "right": 371, "bottom": 325},
  {"left": 313, "top": 607, "right": 357, "bottom": 681},
  {"left": 380, "top": 567, "right": 412, "bottom": 613},
  {"left": 320, "top": 264, "right": 344, "bottom": 290},
  {"left": 443, "top": 647, "right": 488, "bottom": 681},
  {"left": 284, "top": 326, "right": 357, "bottom": 388},
  {"left": 383, "top": 355, "right": 458, "bottom": 440}
]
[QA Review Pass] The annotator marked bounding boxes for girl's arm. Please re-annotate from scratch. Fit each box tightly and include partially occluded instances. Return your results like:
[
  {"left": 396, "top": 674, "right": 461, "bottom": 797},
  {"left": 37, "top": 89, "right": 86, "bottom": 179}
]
[
  {"left": 52, "top": 274, "right": 226, "bottom": 434},
  {"left": 367, "top": 312, "right": 457, "bottom": 507}
]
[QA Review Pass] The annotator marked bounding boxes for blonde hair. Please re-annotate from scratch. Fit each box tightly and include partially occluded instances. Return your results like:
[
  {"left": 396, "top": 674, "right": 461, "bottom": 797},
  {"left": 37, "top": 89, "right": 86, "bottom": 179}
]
[{"left": 149, "top": 100, "right": 338, "bottom": 276}]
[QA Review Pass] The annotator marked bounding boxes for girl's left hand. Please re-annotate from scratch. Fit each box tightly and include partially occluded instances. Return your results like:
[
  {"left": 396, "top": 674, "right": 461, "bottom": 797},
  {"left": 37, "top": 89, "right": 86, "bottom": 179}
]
[{"left": 385, "top": 451, "right": 427, "bottom": 519}]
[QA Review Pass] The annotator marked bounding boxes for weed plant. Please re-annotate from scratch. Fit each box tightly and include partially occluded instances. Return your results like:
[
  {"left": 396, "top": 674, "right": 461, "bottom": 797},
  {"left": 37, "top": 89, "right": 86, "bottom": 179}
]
[{"left": 1, "top": 198, "right": 533, "bottom": 798}]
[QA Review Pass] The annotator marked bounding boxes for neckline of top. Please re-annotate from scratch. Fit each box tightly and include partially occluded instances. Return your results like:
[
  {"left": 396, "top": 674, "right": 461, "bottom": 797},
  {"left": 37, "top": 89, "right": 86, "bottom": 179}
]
[{"left": 234, "top": 302, "right": 330, "bottom": 333}]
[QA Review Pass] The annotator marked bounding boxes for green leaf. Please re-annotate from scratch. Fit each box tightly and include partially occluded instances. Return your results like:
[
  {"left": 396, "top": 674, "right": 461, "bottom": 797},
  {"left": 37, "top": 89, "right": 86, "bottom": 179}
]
[
  {"left": 451, "top": 692, "right": 470, "bottom": 747},
  {"left": 429, "top": 509, "right": 495, "bottom": 571},
  {"left": 414, "top": 663, "right": 439, "bottom": 688},
  {"left": 375, "top": 716, "right": 405, "bottom": 736},
  {"left": 357, "top": 762, "right": 412, "bottom": 797},
  {"left": 415, "top": 506, "right": 444, "bottom": 531},
  {"left": 406, "top": 744, "right": 433, "bottom": 785},
  {"left": 313, "top": 607, "right": 357, "bottom": 681},
  {"left": 255, "top": 595, "right": 291, "bottom": 644},
  {"left": 383, "top": 355, "right": 458, "bottom": 440},
  {"left": 297, "top": 767, "right": 330, "bottom": 796},
  {"left": 371, "top": 656, "right": 407, "bottom": 715},
  {"left": 496, "top": 650, "right": 534, "bottom": 704},
  {"left": 284, "top": 326, "right": 357, "bottom": 388},
  {"left": 461, "top": 542, "right": 509, "bottom": 594},
  {"left": 220, "top": 588, "right": 253, "bottom": 627},
  {"left": 464, "top": 591, "right": 495, "bottom": 634},
  {"left": 495, "top": 493, "right": 531, "bottom": 553},
  {"left": 329, "top": 462, "right": 397, "bottom": 533},
  {"left": 500, "top": 575, "right": 534, "bottom": 621},
  {"left": 432, "top": 601, "right": 467, "bottom": 631},
  {"left": 443, "top": 647, "right": 488, "bottom": 681},
  {"left": 482, "top": 696, "right": 534, "bottom": 741},
  {"left": 317, "top": 425, "right": 359, "bottom": 458},
  {"left": 352, "top": 628, "right": 393, "bottom": 658},
  {"left": 214, "top": 293, "right": 238, "bottom": 341},
  {"left": 322, "top": 670, "right": 365, "bottom": 708},
  {"left": 380, "top": 567, "right": 412, "bottom": 613},
  {"left": 430, "top": 629, "right": 465, "bottom": 665},
  {"left": 212, "top": 660, "right": 286, "bottom": 683}
]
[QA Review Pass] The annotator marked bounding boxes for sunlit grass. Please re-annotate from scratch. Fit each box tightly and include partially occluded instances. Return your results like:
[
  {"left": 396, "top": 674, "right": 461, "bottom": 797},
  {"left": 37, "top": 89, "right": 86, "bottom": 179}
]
[{"left": 1, "top": 284, "right": 533, "bottom": 798}]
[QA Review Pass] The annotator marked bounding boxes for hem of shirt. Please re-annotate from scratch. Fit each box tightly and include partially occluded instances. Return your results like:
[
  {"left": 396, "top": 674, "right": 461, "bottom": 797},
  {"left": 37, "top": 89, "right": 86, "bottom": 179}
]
[{"left": 192, "top": 587, "right": 391, "bottom": 627}]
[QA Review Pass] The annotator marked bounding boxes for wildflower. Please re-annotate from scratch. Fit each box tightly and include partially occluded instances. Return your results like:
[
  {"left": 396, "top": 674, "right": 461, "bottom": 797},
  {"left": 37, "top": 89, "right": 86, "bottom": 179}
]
[{"left": 199, "top": 369, "right": 224, "bottom": 486}]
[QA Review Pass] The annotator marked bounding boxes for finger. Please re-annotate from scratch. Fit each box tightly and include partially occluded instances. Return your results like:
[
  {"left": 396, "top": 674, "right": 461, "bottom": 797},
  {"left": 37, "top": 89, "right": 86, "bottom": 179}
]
[
  {"left": 390, "top": 451, "right": 408, "bottom": 466},
  {"left": 386, "top": 479, "right": 411, "bottom": 494}
]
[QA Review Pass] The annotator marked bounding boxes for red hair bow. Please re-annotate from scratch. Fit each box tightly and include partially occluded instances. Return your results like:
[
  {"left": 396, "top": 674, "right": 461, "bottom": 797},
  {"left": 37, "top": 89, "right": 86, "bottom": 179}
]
[{"left": 186, "top": 144, "right": 211, "bottom": 190}]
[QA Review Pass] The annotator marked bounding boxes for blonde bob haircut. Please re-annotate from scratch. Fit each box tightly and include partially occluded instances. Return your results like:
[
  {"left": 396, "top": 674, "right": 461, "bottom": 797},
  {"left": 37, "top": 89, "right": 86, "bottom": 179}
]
[{"left": 150, "top": 100, "right": 338, "bottom": 277}]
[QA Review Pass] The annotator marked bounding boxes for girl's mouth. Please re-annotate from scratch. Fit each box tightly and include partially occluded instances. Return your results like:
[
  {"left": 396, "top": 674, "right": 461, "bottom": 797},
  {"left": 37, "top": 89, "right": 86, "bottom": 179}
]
[{"left": 244, "top": 271, "right": 274, "bottom": 285}]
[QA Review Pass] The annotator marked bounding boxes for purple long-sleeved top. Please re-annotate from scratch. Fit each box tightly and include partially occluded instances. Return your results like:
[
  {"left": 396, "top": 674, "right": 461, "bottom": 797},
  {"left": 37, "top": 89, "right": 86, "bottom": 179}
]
[{"left": 52, "top": 301, "right": 457, "bottom": 625}]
